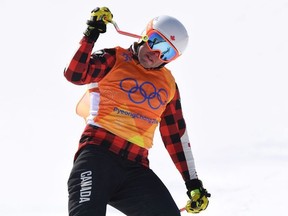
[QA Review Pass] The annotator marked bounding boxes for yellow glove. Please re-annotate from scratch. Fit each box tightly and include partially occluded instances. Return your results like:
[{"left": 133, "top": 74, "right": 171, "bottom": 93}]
[
  {"left": 84, "top": 7, "right": 113, "bottom": 40},
  {"left": 90, "top": 7, "right": 113, "bottom": 24},
  {"left": 185, "top": 179, "right": 211, "bottom": 214}
]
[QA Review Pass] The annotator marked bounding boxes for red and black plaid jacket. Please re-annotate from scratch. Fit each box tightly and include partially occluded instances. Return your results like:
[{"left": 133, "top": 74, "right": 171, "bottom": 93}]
[{"left": 64, "top": 36, "right": 197, "bottom": 182}]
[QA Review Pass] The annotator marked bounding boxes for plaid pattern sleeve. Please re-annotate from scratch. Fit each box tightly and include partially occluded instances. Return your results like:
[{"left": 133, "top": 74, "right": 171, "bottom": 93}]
[
  {"left": 64, "top": 36, "right": 116, "bottom": 85},
  {"left": 159, "top": 83, "right": 197, "bottom": 182}
]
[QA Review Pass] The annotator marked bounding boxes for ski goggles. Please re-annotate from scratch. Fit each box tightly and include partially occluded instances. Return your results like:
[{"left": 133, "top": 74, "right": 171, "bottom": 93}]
[{"left": 145, "top": 30, "right": 179, "bottom": 62}]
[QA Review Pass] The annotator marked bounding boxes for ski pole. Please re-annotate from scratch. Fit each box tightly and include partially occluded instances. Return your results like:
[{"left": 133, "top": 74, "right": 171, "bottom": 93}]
[
  {"left": 106, "top": 19, "right": 149, "bottom": 42},
  {"left": 179, "top": 206, "right": 186, "bottom": 212}
]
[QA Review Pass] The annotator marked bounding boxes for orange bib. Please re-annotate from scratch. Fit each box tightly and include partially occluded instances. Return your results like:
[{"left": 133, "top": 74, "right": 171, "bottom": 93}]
[{"left": 77, "top": 47, "right": 176, "bottom": 148}]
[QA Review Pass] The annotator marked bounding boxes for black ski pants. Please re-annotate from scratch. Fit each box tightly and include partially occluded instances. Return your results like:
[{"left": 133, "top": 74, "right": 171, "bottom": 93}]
[{"left": 68, "top": 145, "right": 181, "bottom": 216}]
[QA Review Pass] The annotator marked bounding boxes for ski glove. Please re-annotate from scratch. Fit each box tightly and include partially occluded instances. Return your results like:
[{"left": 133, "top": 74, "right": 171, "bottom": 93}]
[
  {"left": 84, "top": 7, "right": 113, "bottom": 41},
  {"left": 185, "top": 179, "right": 211, "bottom": 213}
]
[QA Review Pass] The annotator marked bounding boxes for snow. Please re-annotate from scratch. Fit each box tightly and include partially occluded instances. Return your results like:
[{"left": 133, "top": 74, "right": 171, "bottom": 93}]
[{"left": 0, "top": 0, "right": 287, "bottom": 215}]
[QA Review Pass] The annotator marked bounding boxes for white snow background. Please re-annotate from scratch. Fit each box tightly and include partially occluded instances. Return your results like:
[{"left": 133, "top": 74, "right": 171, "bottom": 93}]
[{"left": 0, "top": 0, "right": 287, "bottom": 215}]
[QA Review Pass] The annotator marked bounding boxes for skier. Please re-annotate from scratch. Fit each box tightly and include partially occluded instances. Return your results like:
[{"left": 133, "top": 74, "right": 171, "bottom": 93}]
[{"left": 64, "top": 6, "right": 211, "bottom": 216}]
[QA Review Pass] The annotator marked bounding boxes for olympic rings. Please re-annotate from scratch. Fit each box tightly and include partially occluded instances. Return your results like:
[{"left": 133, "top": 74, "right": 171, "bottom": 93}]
[{"left": 119, "top": 78, "right": 168, "bottom": 110}]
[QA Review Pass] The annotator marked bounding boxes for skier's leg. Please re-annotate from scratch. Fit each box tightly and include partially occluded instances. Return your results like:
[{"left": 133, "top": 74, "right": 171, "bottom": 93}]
[
  {"left": 67, "top": 146, "right": 123, "bottom": 216},
  {"left": 109, "top": 160, "right": 181, "bottom": 216}
]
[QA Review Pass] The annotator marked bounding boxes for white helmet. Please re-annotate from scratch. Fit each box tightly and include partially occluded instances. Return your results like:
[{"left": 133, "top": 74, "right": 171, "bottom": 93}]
[{"left": 144, "top": 15, "right": 189, "bottom": 56}]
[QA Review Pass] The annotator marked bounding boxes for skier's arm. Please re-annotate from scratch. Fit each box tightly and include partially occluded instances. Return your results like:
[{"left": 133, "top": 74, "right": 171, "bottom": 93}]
[
  {"left": 64, "top": 38, "right": 116, "bottom": 85},
  {"left": 160, "top": 83, "right": 211, "bottom": 213},
  {"left": 159, "top": 83, "right": 197, "bottom": 182},
  {"left": 64, "top": 7, "right": 116, "bottom": 85}
]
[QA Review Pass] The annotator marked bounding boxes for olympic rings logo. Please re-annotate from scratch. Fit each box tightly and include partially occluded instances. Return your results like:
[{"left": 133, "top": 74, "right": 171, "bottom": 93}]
[{"left": 119, "top": 78, "right": 168, "bottom": 110}]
